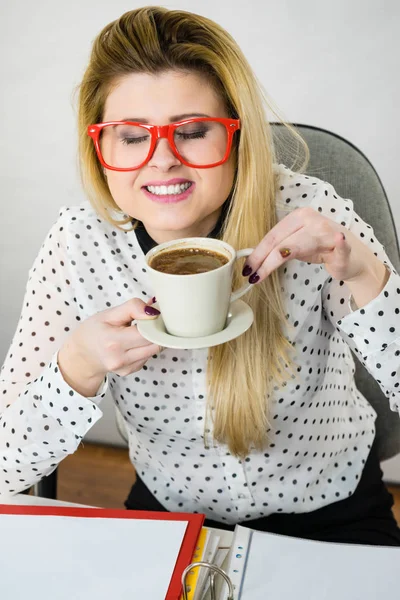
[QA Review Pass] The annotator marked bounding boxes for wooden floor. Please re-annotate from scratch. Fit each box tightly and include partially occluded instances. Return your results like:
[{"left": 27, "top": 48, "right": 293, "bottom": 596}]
[
  {"left": 42, "top": 442, "right": 400, "bottom": 525},
  {"left": 56, "top": 442, "right": 136, "bottom": 508}
]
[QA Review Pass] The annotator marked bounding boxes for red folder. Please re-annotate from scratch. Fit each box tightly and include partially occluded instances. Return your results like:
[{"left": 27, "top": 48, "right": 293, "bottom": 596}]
[{"left": 0, "top": 503, "right": 205, "bottom": 600}]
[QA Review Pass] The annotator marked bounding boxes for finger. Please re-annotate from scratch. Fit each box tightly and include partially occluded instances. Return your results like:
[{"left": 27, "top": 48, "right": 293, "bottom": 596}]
[
  {"left": 113, "top": 351, "right": 162, "bottom": 377},
  {"left": 333, "top": 231, "right": 351, "bottom": 264},
  {"left": 113, "top": 358, "right": 149, "bottom": 377},
  {"left": 242, "top": 207, "right": 317, "bottom": 275},
  {"left": 124, "top": 342, "right": 163, "bottom": 364},
  {"left": 118, "top": 322, "right": 158, "bottom": 351},
  {"left": 105, "top": 297, "right": 160, "bottom": 327},
  {"left": 253, "top": 228, "right": 339, "bottom": 282}
]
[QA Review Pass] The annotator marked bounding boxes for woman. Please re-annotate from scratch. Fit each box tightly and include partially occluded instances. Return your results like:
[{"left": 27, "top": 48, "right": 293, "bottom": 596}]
[{"left": 1, "top": 6, "right": 399, "bottom": 546}]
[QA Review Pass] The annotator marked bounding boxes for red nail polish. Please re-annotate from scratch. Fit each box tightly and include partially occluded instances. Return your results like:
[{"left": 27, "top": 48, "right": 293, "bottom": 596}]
[{"left": 151, "top": 296, "right": 157, "bottom": 303}]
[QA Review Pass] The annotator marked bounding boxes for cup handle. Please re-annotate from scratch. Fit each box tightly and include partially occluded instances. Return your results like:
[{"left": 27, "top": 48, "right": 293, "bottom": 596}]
[{"left": 230, "top": 248, "right": 254, "bottom": 303}]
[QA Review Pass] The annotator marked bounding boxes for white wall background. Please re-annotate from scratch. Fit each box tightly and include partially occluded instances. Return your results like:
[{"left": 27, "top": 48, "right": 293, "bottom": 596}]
[{"left": 1, "top": 0, "right": 400, "bottom": 479}]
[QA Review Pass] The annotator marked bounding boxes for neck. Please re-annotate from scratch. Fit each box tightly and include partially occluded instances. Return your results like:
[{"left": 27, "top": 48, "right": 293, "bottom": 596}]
[{"left": 143, "top": 207, "right": 224, "bottom": 245}]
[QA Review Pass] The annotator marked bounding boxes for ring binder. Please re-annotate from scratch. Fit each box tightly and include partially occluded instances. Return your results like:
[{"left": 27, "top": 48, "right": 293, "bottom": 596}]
[{"left": 181, "top": 561, "right": 234, "bottom": 600}]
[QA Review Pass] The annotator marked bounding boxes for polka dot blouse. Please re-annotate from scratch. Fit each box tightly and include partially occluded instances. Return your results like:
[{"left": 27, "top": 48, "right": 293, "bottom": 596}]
[{"left": 1, "top": 163, "right": 399, "bottom": 524}]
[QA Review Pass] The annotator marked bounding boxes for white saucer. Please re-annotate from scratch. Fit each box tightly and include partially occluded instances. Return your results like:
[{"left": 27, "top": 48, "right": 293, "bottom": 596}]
[{"left": 137, "top": 299, "right": 254, "bottom": 349}]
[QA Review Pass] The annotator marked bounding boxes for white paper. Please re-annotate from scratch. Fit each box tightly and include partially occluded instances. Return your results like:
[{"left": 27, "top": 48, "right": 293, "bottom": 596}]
[
  {"left": 0, "top": 513, "right": 188, "bottom": 599},
  {"left": 238, "top": 528, "right": 400, "bottom": 600}
]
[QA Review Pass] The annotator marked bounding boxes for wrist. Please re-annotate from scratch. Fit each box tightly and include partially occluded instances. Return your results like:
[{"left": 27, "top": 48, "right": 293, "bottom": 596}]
[
  {"left": 344, "top": 260, "right": 390, "bottom": 310},
  {"left": 58, "top": 340, "right": 106, "bottom": 398}
]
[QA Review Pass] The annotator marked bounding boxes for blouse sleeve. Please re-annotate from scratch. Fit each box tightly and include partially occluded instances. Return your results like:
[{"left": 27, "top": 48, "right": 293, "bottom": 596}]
[
  {"left": 320, "top": 190, "right": 400, "bottom": 415},
  {"left": 0, "top": 208, "right": 107, "bottom": 498}
]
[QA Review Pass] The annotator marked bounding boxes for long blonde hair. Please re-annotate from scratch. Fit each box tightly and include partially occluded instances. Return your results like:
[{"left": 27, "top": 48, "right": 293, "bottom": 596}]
[{"left": 77, "top": 6, "right": 309, "bottom": 456}]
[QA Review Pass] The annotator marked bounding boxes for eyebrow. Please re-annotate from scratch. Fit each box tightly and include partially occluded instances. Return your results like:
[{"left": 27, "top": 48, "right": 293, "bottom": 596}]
[{"left": 118, "top": 112, "right": 212, "bottom": 123}]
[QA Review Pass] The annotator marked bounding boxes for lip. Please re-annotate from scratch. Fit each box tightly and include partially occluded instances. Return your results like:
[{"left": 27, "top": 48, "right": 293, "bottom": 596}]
[
  {"left": 142, "top": 182, "right": 195, "bottom": 204},
  {"left": 142, "top": 178, "right": 193, "bottom": 187}
]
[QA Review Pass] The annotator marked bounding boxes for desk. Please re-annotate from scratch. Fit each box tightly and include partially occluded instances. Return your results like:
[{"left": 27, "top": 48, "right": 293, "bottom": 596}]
[
  {"left": 5, "top": 493, "right": 94, "bottom": 508},
  {"left": 5, "top": 493, "right": 234, "bottom": 546}
]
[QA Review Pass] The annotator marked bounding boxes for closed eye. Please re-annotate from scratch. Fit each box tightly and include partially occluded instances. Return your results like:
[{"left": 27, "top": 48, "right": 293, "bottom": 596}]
[
  {"left": 121, "top": 136, "right": 149, "bottom": 145},
  {"left": 176, "top": 130, "right": 207, "bottom": 140}
]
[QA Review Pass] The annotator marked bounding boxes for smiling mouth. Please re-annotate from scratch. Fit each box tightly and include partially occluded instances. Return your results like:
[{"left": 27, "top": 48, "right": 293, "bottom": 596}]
[{"left": 143, "top": 182, "right": 193, "bottom": 196}]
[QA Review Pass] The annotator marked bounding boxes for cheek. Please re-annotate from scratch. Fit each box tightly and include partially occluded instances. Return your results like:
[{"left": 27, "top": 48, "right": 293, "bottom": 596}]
[
  {"left": 106, "top": 173, "right": 138, "bottom": 208},
  {"left": 213, "top": 160, "right": 236, "bottom": 195}
]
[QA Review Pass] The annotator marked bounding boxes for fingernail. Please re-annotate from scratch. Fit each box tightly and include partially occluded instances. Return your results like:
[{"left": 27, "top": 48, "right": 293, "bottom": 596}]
[
  {"left": 249, "top": 272, "right": 260, "bottom": 284},
  {"left": 242, "top": 264, "right": 253, "bottom": 276},
  {"left": 279, "top": 248, "right": 291, "bottom": 258},
  {"left": 342, "top": 233, "right": 346, "bottom": 241},
  {"left": 144, "top": 306, "right": 160, "bottom": 316},
  {"left": 151, "top": 296, "right": 157, "bottom": 303}
]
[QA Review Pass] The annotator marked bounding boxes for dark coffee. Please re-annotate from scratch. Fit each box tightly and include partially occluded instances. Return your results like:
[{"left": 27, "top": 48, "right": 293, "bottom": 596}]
[{"left": 149, "top": 246, "right": 229, "bottom": 275}]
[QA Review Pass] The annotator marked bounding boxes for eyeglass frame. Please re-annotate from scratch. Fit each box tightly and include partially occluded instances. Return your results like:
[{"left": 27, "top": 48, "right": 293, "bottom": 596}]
[{"left": 87, "top": 117, "right": 241, "bottom": 172}]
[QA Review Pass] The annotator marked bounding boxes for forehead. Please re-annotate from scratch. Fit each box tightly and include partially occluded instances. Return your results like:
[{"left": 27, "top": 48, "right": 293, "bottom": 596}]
[{"left": 103, "top": 70, "right": 227, "bottom": 122}]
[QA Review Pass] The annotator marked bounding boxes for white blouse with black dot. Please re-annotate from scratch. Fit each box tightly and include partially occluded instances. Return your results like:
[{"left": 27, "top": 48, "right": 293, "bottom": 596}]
[{"left": 1, "top": 164, "right": 399, "bottom": 523}]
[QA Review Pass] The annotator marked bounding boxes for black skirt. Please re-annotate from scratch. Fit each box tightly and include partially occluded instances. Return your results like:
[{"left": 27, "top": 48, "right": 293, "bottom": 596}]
[{"left": 125, "top": 439, "right": 400, "bottom": 546}]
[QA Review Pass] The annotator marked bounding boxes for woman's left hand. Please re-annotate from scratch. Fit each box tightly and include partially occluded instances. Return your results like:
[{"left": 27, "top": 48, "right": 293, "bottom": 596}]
[{"left": 242, "top": 207, "right": 379, "bottom": 284}]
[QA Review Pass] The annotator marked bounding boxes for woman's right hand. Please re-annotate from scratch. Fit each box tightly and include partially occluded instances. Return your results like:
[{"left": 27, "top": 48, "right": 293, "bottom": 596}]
[{"left": 57, "top": 298, "right": 162, "bottom": 397}]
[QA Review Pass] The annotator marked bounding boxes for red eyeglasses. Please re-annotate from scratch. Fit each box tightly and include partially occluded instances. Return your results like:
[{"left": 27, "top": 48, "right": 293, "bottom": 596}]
[{"left": 87, "top": 117, "right": 240, "bottom": 171}]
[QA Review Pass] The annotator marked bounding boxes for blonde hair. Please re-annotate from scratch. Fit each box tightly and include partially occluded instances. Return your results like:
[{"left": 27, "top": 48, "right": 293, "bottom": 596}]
[{"left": 77, "top": 6, "right": 309, "bottom": 456}]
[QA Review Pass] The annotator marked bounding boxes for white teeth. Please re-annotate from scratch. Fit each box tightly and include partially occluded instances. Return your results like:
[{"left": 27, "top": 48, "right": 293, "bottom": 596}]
[{"left": 146, "top": 182, "right": 192, "bottom": 195}]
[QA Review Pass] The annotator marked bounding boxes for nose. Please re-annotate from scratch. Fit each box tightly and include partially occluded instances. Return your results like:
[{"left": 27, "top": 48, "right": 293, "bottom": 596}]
[{"left": 147, "top": 137, "right": 182, "bottom": 170}]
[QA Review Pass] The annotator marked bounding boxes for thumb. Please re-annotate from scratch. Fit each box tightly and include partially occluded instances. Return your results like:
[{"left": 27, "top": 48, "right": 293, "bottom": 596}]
[
  {"left": 334, "top": 231, "right": 351, "bottom": 261},
  {"left": 104, "top": 297, "right": 160, "bottom": 327}
]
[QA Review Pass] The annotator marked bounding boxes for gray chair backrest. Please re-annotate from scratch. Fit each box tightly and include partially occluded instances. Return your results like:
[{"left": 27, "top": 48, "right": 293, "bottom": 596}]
[{"left": 272, "top": 123, "right": 400, "bottom": 461}]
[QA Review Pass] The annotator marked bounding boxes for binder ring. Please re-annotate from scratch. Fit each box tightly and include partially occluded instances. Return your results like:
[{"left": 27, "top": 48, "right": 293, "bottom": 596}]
[{"left": 181, "top": 561, "right": 234, "bottom": 600}]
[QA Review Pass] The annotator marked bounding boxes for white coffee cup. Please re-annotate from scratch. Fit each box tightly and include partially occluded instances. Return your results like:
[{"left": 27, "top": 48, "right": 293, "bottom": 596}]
[{"left": 145, "top": 237, "right": 254, "bottom": 338}]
